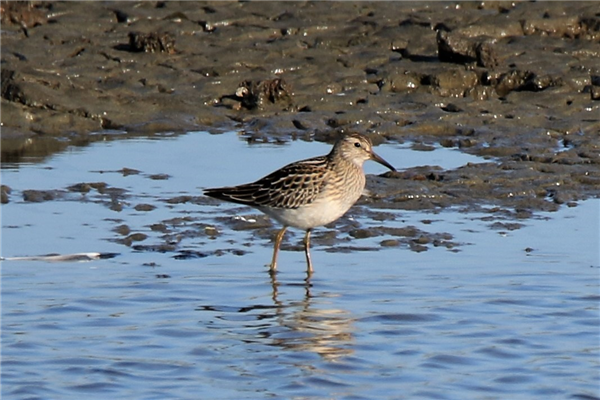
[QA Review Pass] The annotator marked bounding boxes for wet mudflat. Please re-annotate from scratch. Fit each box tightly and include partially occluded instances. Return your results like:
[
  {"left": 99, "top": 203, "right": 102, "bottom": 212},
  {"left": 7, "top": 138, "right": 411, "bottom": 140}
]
[
  {"left": 2, "top": 1, "right": 600, "bottom": 398},
  {"left": 2, "top": 132, "right": 599, "bottom": 399},
  {"left": 2, "top": 2, "right": 600, "bottom": 211}
]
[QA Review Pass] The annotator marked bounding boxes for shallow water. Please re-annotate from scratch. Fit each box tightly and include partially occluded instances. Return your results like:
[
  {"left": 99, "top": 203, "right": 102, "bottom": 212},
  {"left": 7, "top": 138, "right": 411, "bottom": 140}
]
[{"left": 2, "top": 132, "right": 599, "bottom": 400}]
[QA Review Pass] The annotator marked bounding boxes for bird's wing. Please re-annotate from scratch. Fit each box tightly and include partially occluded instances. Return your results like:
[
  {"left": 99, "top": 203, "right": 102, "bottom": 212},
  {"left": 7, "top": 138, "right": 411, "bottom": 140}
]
[{"left": 204, "top": 156, "right": 329, "bottom": 209}]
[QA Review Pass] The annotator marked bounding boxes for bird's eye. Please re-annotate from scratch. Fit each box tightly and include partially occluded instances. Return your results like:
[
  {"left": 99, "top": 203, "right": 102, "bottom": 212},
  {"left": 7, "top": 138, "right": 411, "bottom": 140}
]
[{"left": 354, "top": 142, "right": 361, "bottom": 148}]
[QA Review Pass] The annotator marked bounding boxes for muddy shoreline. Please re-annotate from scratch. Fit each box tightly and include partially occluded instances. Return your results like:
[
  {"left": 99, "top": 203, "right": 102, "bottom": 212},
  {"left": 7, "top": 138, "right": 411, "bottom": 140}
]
[{"left": 2, "top": 1, "right": 600, "bottom": 217}]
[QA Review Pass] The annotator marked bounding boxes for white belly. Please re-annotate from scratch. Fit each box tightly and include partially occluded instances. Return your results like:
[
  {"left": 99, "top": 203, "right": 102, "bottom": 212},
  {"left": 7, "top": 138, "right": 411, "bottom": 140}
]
[{"left": 259, "top": 192, "right": 361, "bottom": 230}]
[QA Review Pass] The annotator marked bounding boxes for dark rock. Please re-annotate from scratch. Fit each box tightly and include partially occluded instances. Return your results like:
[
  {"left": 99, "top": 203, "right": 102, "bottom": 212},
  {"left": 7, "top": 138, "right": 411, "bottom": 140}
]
[
  {"left": 134, "top": 204, "right": 156, "bottom": 212},
  {"left": 225, "top": 78, "right": 294, "bottom": 111},
  {"left": 23, "top": 189, "right": 59, "bottom": 202},
  {"left": 436, "top": 30, "right": 498, "bottom": 68},
  {"left": 67, "top": 183, "right": 93, "bottom": 193},
  {"left": 0, "top": 1, "right": 49, "bottom": 29},
  {"left": 1, "top": 185, "right": 11, "bottom": 204},
  {"left": 113, "top": 224, "right": 131, "bottom": 236},
  {"left": 127, "top": 31, "right": 176, "bottom": 54},
  {"left": 173, "top": 250, "right": 209, "bottom": 260}
]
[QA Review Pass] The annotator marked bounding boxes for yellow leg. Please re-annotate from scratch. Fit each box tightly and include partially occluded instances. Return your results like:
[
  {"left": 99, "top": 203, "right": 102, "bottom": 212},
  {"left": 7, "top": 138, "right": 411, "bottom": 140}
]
[
  {"left": 303, "top": 229, "right": 314, "bottom": 275},
  {"left": 270, "top": 226, "right": 288, "bottom": 271}
]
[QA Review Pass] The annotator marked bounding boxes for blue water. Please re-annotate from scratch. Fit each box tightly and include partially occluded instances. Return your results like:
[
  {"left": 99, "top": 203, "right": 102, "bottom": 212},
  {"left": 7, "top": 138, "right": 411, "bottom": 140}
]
[{"left": 2, "top": 132, "right": 599, "bottom": 399}]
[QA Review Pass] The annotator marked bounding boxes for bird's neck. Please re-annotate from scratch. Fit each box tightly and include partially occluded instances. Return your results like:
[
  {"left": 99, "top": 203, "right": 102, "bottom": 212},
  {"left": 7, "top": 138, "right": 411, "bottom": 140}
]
[{"left": 328, "top": 152, "right": 363, "bottom": 173}]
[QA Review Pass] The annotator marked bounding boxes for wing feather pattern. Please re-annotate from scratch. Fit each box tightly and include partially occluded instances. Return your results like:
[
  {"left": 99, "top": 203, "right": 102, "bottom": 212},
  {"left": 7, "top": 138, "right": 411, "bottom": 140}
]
[{"left": 204, "top": 156, "right": 329, "bottom": 209}]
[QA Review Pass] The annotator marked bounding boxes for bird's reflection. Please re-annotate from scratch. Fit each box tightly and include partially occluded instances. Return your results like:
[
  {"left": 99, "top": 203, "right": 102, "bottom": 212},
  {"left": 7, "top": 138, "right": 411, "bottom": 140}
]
[
  {"left": 197, "top": 270, "right": 354, "bottom": 362},
  {"left": 267, "top": 270, "right": 354, "bottom": 361}
]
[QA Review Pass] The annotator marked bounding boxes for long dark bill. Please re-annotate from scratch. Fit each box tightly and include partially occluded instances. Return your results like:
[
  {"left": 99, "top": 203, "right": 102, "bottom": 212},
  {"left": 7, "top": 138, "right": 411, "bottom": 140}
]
[{"left": 370, "top": 151, "right": 396, "bottom": 172}]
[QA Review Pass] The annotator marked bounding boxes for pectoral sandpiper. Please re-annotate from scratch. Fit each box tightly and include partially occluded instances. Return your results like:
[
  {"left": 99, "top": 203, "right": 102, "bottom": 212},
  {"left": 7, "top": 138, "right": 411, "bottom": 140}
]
[{"left": 204, "top": 133, "right": 396, "bottom": 274}]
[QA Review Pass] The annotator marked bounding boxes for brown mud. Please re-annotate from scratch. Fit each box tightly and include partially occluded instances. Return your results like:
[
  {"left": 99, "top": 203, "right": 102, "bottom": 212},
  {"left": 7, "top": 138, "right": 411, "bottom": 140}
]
[{"left": 2, "top": 1, "right": 600, "bottom": 256}]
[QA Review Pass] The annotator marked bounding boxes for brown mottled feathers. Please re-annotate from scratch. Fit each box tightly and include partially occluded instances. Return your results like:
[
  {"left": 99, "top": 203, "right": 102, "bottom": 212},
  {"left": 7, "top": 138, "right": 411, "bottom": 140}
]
[{"left": 204, "top": 156, "right": 329, "bottom": 209}]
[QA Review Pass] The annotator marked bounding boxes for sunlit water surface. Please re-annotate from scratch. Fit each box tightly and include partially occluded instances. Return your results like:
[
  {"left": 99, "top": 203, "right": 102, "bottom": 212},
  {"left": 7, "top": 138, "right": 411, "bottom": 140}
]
[{"left": 2, "top": 132, "right": 599, "bottom": 400}]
